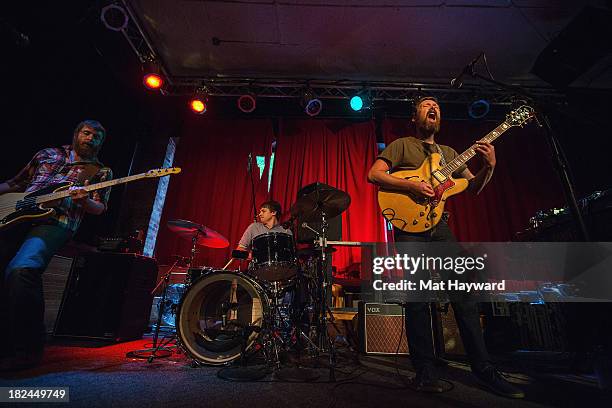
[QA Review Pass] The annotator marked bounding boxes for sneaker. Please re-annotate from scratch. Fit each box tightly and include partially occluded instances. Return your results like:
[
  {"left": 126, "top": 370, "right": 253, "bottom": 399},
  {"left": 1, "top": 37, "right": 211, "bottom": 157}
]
[
  {"left": 411, "top": 366, "right": 444, "bottom": 393},
  {"left": 473, "top": 365, "right": 525, "bottom": 399}
]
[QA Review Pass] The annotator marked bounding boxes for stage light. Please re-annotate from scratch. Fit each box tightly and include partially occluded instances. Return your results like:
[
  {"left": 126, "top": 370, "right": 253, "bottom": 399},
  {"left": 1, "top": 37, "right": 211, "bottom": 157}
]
[
  {"left": 141, "top": 55, "right": 166, "bottom": 92},
  {"left": 302, "top": 90, "right": 322, "bottom": 117},
  {"left": 100, "top": 4, "right": 129, "bottom": 32},
  {"left": 189, "top": 89, "right": 208, "bottom": 114},
  {"left": 349, "top": 90, "right": 371, "bottom": 112},
  {"left": 190, "top": 98, "right": 206, "bottom": 114},
  {"left": 468, "top": 99, "right": 490, "bottom": 119},
  {"left": 237, "top": 94, "right": 256, "bottom": 113},
  {"left": 350, "top": 95, "right": 363, "bottom": 111},
  {"left": 143, "top": 73, "right": 164, "bottom": 90}
]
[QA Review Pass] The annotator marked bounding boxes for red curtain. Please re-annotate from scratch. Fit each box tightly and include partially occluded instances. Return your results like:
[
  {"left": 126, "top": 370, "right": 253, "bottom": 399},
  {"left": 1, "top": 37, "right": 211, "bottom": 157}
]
[
  {"left": 382, "top": 117, "right": 565, "bottom": 241},
  {"left": 155, "top": 118, "right": 273, "bottom": 268},
  {"left": 270, "top": 119, "right": 386, "bottom": 275}
]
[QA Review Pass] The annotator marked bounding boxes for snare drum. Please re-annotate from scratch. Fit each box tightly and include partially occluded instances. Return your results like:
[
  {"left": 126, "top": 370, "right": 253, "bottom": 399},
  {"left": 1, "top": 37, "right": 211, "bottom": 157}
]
[{"left": 250, "top": 232, "right": 298, "bottom": 281}]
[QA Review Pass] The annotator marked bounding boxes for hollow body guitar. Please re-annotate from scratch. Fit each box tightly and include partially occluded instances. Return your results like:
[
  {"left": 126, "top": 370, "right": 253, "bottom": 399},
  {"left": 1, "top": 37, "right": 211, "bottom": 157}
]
[
  {"left": 378, "top": 106, "right": 534, "bottom": 233},
  {"left": 0, "top": 167, "right": 181, "bottom": 231}
]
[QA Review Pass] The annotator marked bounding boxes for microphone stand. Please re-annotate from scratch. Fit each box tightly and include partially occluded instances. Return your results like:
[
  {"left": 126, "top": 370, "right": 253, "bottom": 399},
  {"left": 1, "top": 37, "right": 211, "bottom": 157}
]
[
  {"left": 248, "top": 153, "right": 258, "bottom": 223},
  {"left": 465, "top": 70, "right": 590, "bottom": 241}
]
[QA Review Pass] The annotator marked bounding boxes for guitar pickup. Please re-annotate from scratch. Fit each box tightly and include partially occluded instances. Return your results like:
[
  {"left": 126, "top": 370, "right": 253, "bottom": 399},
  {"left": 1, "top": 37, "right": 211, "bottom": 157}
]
[{"left": 432, "top": 171, "right": 446, "bottom": 183}]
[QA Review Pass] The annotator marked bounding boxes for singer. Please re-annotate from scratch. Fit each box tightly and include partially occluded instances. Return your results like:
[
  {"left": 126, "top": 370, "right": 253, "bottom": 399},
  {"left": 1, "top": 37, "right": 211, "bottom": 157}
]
[
  {"left": 368, "top": 96, "right": 523, "bottom": 399},
  {"left": 236, "top": 200, "right": 292, "bottom": 251}
]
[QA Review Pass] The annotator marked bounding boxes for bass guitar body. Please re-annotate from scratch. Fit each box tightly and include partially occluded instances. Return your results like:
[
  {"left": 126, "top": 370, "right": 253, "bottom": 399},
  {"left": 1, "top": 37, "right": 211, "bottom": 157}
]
[
  {"left": 377, "top": 153, "right": 468, "bottom": 233},
  {"left": 0, "top": 182, "right": 73, "bottom": 231}
]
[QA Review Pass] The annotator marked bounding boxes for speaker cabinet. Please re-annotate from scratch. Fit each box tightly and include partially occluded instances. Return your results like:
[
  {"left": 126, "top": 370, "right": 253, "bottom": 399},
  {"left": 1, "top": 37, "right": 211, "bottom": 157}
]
[
  {"left": 358, "top": 302, "right": 409, "bottom": 355},
  {"left": 42, "top": 255, "right": 73, "bottom": 334},
  {"left": 54, "top": 253, "right": 158, "bottom": 342}
]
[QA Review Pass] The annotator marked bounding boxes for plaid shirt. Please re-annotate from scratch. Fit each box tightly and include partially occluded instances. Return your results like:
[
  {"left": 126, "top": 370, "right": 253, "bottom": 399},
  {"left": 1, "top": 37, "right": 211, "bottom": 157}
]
[{"left": 7, "top": 145, "right": 113, "bottom": 233}]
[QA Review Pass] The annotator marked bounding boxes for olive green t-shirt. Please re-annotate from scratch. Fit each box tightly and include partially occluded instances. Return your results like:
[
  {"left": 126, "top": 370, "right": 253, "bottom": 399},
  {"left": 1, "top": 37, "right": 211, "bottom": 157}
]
[{"left": 377, "top": 137, "right": 467, "bottom": 177}]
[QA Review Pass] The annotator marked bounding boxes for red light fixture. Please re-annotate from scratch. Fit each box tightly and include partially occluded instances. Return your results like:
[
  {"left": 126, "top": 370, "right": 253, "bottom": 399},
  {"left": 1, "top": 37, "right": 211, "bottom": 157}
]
[
  {"left": 237, "top": 94, "right": 256, "bottom": 113},
  {"left": 189, "top": 97, "right": 207, "bottom": 114},
  {"left": 143, "top": 73, "right": 164, "bottom": 90}
]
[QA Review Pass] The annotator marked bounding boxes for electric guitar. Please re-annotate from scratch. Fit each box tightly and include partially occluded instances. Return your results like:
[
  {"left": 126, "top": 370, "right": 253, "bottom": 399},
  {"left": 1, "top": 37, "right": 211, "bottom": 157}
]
[
  {"left": 0, "top": 167, "right": 181, "bottom": 231},
  {"left": 378, "top": 105, "right": 535, "bottom": 233}
]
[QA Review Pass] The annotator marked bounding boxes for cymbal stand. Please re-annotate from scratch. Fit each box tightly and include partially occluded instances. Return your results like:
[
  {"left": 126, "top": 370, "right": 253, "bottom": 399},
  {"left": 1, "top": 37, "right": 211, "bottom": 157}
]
[
  {"left": 185, "top": 230, "right": 200, "bottom": 285},
  {"left": 303, "top": 209, "right": 338, "bottom": 381}
]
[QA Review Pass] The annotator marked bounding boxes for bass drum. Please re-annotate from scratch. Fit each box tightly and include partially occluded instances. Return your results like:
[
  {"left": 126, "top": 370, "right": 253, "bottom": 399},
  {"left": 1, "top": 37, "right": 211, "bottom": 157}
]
[{"left": 176, "top": 271, "right": 269, "bottom": 365}]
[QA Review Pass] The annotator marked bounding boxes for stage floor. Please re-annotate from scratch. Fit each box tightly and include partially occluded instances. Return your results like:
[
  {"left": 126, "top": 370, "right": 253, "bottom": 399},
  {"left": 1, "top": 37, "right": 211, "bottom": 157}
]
[{"left": 0, "top": 334, "right": 609, "bottom": 408}]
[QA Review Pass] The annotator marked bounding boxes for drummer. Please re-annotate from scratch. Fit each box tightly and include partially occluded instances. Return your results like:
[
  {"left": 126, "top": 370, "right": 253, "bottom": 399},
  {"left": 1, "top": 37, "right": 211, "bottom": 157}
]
[{"left": 237, "top": 200, "right": 293, "bottom": 251}]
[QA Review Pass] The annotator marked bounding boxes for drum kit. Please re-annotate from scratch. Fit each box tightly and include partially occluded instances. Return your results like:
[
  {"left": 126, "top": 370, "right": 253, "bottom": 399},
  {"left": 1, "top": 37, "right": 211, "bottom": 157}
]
[{"left": 146, "top": 183, "right": 351, "bottom": 380}]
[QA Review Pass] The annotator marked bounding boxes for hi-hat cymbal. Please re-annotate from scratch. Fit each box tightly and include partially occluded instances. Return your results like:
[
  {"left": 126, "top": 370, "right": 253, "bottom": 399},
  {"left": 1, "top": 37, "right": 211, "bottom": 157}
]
[
  {"left": 290, "top": 182, "right": 351, "bottom": 222},
  {"left": 167, "top": 219, "right": 229, "bottom": 248}
]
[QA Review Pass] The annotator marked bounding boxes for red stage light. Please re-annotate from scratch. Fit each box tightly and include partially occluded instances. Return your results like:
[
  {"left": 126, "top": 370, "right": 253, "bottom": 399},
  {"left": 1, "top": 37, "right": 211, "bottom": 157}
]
[
  {"left": 143, "top": 73, "right": 163, "bottom": 90},
  {"left": 189, "top": 98, "right": 207, "bottom": 114}
]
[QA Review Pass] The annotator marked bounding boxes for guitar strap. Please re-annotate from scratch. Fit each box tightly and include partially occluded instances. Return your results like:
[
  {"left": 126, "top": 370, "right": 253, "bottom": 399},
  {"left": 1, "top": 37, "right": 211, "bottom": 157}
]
[
  {"left": 434, "top": 143, "right": 447, "bottom": 166},
  {"left": 431, "top": 143, "right": 451, "bottom": 223}
]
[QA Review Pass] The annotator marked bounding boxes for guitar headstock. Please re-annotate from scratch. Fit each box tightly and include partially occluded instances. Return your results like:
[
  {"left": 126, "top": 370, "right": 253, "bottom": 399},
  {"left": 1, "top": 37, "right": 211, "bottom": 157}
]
[
  {"left": 506, "top": 105, "right": 535, "bottom": 128},
  {"left": 145, "top": 167, "right": 182, "bottom": 178}
]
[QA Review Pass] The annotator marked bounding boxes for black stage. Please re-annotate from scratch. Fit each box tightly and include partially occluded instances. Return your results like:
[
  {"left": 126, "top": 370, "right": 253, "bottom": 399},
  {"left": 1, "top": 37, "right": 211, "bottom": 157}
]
[{"left": 1, "top": 333, "right": 609, "bottom": 408}]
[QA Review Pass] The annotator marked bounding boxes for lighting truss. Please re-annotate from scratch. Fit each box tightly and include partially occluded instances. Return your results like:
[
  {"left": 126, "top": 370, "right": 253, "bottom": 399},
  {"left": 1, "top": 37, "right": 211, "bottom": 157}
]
[{"left": 116, "top": 1, "right": 566, "bottom": 107}]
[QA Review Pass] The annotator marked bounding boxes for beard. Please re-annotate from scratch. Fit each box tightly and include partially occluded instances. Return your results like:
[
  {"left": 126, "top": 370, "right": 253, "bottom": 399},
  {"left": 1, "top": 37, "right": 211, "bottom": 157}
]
[
  {"left": 415, "top": 116, "right": 440, "bottom": 135},
  {"left": 73, "top": 141, "right": 99, "bottom": 160}
]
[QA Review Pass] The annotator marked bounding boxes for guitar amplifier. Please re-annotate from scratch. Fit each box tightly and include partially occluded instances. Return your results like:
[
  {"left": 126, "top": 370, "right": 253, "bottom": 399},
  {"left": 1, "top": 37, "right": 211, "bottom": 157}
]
[
  {"left": 54, "top": 252, "right": 158, "bottom": 342},
  {"left": 358, "top": 302, "right": 409, "bottom": 355}
]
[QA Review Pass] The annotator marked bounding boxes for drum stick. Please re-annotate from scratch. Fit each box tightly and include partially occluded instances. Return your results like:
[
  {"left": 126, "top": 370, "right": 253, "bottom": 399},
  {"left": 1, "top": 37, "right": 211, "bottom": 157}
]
[{"left": 222, "top": 258, "right": 234, "bottom": 270}]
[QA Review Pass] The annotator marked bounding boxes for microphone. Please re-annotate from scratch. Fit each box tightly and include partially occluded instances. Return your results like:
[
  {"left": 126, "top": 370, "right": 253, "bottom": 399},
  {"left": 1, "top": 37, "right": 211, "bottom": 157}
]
[
  {"left": 247, "top": 152, "right": 252, "bottom": 172},
  {"left": 450, "top": 52, "right": 484, "bottom": 89}
]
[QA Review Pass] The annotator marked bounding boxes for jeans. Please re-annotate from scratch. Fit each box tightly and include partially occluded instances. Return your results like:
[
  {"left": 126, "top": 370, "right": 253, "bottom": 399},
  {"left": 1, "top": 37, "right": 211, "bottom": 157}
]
[
  {"left": 394, "top": 221, "right": 490, "bottom": 372},
  {"left": 1, "top": 224, "right": 72, "bottom": 356}
]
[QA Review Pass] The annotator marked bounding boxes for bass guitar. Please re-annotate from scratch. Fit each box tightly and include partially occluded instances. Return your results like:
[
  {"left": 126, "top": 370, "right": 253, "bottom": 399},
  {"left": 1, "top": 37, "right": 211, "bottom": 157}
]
[{"left": 0, "top": 167, "right": 181, "bottom": 231}]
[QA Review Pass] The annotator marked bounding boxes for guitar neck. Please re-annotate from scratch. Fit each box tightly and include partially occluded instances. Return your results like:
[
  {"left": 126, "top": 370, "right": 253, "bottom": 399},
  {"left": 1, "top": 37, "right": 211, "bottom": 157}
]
[
  {"left": 35, "top": 173, "right": 147, "bottom": 204},
  {"left": 440, "top": 120, "right": 513, "bottom": 176}
]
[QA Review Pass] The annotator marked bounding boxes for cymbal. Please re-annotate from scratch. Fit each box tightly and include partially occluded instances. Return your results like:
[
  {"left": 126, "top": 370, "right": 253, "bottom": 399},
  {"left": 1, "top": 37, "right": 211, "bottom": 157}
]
[
  {"left": 290, "top": 182, "right": 351, "bottom": 222},
  {"left": 168, "top": 219, "right": 204, "bottom": 234},
  {"left": 167, "top": 219, "right": 229, "bottom": 248}
]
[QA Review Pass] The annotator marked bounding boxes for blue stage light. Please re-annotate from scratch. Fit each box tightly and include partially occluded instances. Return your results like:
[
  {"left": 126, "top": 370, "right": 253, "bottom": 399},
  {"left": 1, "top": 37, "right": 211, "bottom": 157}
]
[{"left": 350, "top": 95, "right": 364, "bottom": 111}]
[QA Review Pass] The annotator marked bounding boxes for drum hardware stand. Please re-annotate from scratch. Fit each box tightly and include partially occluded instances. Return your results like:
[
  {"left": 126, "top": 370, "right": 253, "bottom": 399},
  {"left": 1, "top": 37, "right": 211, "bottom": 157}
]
[
  {"left": 126, "top": 257, "right": 180, "bottom": 362},
  {"left": 184, "top": 230, "right": 201, "bottom": 285},
  {"left": 272, "top": 292, "right": 321, "bottom": 382},
  {"left": 301, "top": 212, "right": 338, "bottom": 381},
  {"left": 218, "top": 323, "right": 270, "bottom": 381}
]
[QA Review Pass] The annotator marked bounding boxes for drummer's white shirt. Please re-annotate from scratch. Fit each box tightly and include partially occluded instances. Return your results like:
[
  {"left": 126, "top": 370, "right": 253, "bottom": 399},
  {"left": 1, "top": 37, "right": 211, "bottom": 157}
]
[{"left": 238, "top": 222, "right": 293, "bottom": 250}]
